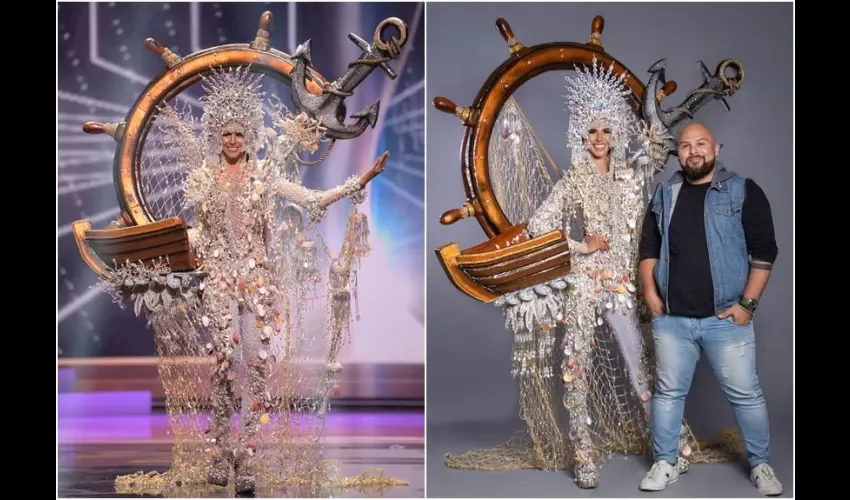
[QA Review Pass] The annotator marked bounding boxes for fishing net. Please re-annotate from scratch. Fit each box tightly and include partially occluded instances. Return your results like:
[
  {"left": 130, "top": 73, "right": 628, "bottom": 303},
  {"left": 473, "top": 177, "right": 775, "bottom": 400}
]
[
  {"left": 92, "top": 80, "right": 406, "bottom": 496},
  {"left": 444, "top": 96, "right": 741, "bottom": 476}
]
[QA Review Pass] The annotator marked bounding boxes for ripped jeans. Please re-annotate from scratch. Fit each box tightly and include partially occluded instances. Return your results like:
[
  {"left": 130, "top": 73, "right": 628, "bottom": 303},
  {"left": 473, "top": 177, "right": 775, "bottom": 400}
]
[{"left": 650, "top": 314, "right": 771, "bottom": 468}]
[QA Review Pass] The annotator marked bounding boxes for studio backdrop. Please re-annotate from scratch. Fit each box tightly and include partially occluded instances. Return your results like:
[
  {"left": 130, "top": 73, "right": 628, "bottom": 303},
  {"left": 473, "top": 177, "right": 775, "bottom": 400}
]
[{"left": 425, "top": 0, "right": 793, "bottom": 438}]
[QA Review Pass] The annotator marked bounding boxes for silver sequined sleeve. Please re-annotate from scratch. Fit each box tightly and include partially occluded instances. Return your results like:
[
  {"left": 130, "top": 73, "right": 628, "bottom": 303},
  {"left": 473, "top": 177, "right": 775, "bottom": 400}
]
[
  {"left": 182, "top": 162, "right": 214, "bottom": 254},
  {"left": 275, "top": 176, "right": 362, "bottom": 225},
  {"left": 526, "top": 173, "right": 588, "bottom": 253},
  {"left": 526, "top": 175, "right": 568, "bottom": 236}
]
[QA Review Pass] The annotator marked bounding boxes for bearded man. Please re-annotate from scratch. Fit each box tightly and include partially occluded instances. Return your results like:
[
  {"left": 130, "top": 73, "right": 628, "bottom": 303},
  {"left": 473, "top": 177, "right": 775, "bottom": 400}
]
[{"left": 636, "top": 122, "right": 783, "bottom": 496}]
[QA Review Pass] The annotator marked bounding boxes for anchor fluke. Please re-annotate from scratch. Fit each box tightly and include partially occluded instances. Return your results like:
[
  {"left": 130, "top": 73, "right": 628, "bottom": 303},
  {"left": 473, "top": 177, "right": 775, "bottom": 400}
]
[
  {"left": 293, "top": 40, "right": 313, "bottom": 66},
  {"left": 649, "top": 57, "right": 668, "bottom": 76},
  {"left": 351, "top": 101, "right": 381, "bottom": 128}
]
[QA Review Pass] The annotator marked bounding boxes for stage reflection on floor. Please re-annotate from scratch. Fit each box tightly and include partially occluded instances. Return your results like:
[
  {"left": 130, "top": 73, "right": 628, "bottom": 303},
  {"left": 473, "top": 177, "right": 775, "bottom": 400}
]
[{"left": 58, "top": 409, "right": 425, "bottom": 498}]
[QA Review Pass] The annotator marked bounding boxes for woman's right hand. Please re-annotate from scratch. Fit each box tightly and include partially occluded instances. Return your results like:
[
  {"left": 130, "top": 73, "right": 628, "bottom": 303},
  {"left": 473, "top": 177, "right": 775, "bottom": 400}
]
[
  {"left": 584, "top": 233, "right": 610, "bottom": 254},
  {"left": 187, "top": 227, "right": 199, "bottom": 248}
]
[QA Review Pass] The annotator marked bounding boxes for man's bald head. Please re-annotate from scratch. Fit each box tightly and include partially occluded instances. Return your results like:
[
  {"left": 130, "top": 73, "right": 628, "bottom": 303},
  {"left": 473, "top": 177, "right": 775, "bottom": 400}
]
[
  {"left": 678, "top": 122, "right": 716, "bottom": 144},
  {"left": 677, "top": 122, "right": 721, "bottom": 183}
]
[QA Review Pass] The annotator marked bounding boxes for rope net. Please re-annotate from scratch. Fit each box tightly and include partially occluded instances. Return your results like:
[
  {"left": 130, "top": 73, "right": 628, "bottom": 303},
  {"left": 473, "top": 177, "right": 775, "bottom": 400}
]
[
  {"left": 94, "top": 83, "right": 406, "bottom": 496},
  {"left": 444, "top": 320, "right": 743, "bottom": 472},
  {"left": 445, "top": 96, "right": 742, "bottom": 476}
]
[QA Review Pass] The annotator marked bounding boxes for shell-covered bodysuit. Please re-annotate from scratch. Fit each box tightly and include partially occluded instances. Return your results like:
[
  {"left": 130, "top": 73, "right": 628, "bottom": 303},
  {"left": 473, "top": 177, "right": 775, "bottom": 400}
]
[
  {"left": 184, "top": 151, "right": 361, "bottom": 480},
  {"left": 89, "top": 60, "right": 392, "bottom": 495},
  {"left": 156, "top": 66, "right": 365, "bottom": 491},
  {"left": 492, "top": 57, "right": 673, "bottom": 488},
  {"left": 523, "top": 151, "right": 660, "bottom": 486}
]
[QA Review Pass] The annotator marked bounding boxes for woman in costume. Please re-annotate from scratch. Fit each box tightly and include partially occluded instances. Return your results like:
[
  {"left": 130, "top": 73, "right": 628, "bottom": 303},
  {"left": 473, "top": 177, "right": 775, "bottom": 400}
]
[
  {"left": 157, "top": 66, "right": 387, "bottom": 494},
  {"left": 502, "top": 57, "right": 673, "bottom": 488}
]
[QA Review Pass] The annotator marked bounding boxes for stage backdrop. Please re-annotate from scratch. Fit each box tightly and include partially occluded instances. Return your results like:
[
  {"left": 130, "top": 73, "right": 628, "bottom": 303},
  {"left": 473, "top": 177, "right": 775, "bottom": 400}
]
[{"left": 57, "top": 2, "right": 424, "bottom": 366}]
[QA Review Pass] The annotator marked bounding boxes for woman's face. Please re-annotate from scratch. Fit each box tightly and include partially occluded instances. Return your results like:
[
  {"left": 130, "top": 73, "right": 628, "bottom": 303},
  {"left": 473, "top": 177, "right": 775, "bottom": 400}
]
[
  {"left": 221, "top": 122, "right": 245, "bottom": 161},
  {"left": 585, "top": 121, "right": 612, "bottom": 160}
]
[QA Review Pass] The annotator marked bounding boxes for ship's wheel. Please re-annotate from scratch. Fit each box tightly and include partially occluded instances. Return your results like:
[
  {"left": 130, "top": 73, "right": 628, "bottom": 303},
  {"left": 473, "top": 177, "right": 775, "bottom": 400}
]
[
  {"left": 71, "top": 11, "right": 330, "bottom": 278},
  {"left": 432, "top": 16, "right": 742, "bottom": 303}
]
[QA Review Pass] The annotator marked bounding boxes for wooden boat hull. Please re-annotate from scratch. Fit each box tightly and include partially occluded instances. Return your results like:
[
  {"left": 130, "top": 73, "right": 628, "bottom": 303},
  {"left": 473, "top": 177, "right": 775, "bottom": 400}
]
[
  {"left": 435, "top": 224, "right": 572, "bottom": 303},
  {"left": 72, "top": 216, "right": 196, "bottom": 279}
]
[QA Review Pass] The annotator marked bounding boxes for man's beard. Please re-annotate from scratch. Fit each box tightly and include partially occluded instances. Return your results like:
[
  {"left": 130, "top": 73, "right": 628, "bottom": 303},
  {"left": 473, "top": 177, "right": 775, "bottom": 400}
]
[{"left": 680, "top": 155, "right": 715, "bottom": 181}]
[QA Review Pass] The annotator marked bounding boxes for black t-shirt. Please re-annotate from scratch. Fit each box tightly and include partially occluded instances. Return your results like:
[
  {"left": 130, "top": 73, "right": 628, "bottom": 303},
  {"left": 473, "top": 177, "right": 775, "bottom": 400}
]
[{"left": 638, "top": 178, "right": 778, "bottom": 318}]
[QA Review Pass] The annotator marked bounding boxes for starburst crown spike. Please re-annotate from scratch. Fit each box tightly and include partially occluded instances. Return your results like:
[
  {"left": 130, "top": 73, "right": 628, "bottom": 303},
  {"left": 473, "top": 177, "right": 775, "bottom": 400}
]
[{"left": 564, "top": 55, "right": 635, "bottom": 152}]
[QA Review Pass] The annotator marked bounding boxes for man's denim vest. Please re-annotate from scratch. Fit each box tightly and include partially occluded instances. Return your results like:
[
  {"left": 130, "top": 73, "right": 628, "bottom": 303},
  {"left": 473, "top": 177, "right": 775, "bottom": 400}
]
[{"left": 649, "top": 162, "right": 749, "bottom": 315}]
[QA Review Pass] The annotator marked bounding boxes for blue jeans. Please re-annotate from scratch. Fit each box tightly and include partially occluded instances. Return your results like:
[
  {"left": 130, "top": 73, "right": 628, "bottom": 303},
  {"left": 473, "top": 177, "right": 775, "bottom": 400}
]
[{"left": 650, "top": 314, "right": 770, "bottom": 468}]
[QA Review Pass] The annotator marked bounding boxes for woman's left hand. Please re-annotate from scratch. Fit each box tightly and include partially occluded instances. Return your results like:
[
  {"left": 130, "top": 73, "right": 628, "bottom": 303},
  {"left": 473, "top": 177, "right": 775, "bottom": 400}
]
[{"left": 359, "top": 152, "right": 390, "bottom": 187}]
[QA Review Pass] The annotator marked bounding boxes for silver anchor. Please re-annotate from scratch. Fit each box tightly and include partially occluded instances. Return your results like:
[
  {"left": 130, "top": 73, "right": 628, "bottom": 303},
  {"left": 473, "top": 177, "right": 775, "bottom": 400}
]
[
  {"left": 290, "top": 17, "right": 409, "bottom": 141},
  {"left": 642, "top": 57, "right": 745, "bottom": 155}
]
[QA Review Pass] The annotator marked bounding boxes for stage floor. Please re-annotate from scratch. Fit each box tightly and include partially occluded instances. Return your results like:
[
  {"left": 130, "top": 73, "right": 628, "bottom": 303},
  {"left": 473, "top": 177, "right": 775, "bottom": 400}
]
[{"left": 58, "top": 409, "right": 425, "bottom": 498}]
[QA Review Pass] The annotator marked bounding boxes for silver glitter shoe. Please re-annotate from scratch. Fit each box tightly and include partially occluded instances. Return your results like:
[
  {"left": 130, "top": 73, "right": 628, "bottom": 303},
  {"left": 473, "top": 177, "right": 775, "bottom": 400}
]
[
  {"left": 574, "top": 462, "right": 599, "bottom": 489},
  {"left": 235, "top": 457, "right": 256, "bottom": 494},
  {"left": 207, "top": 458, "right": 231, "bottom": 487}
]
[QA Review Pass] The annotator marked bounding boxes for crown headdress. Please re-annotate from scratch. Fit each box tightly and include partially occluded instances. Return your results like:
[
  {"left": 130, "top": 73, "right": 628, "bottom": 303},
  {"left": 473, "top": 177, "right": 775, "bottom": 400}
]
[
  {"left": 199, "top": 65, "right": 266, "bottom": 157},
  {"left": 564, "top": 56, "right": 635, "bottom": 156}
]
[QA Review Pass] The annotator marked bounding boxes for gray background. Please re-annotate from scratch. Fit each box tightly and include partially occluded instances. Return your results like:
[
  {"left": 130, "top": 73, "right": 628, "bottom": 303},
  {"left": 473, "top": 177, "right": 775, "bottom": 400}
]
[{"left": 425, "top": 2, "right": 793, "bottom": 497}]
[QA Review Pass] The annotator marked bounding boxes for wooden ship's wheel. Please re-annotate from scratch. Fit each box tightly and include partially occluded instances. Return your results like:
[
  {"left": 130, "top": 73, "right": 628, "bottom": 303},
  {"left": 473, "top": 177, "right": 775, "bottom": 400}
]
[
  {"left": 432, "top": 16, "right": 742, "bottom": 303},
  {"left": 72, "top": 11, "right": 330, "bottom": 279},
  {"left": 433, "top": 16, "right": 670, "bottom": 303}
]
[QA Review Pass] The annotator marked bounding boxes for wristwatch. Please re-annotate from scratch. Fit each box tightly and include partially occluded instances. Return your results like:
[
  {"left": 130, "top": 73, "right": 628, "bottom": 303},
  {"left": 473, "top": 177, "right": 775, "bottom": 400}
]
[{"left": 738, "top": 297, "right": 759, "bottom": 313}]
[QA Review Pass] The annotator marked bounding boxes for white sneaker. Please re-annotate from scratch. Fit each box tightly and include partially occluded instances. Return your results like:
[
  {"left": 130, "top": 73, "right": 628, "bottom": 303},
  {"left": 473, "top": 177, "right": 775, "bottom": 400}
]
[
  {"left": 639, "top": 460, "right": 679, "bottom": 491},
  {"left": 750, "top": 463, "right": 783, "bottom": 496}
]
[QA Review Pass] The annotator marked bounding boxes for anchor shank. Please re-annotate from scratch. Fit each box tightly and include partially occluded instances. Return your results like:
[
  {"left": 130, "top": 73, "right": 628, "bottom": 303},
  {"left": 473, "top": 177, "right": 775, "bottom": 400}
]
[
  {"left": 678, "top": 90, "right": 714, "bottom": 118},
  {"left": 329, "top": 34, "right": 394, "bottom": 97},
  {"left": 330, "top": 64, "right": 373, "bottom": 97},
  {"left": 665, "top": 78, "right": 728, "bottom": 129}
]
